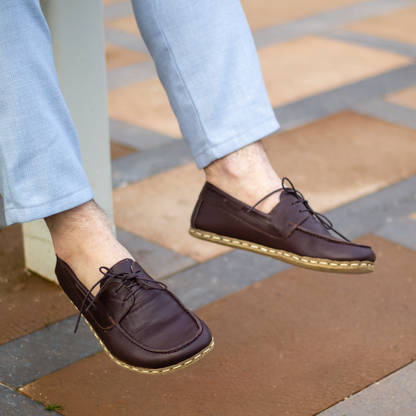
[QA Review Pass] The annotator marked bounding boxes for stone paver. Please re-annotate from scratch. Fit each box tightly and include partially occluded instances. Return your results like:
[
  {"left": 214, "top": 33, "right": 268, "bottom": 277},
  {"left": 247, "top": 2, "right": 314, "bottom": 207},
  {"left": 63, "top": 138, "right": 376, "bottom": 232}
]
[
  {"left": 105, "top": 43, "right": 147, "bottom": 71},
  {"left": 103, "top": 1, "right": 133, "bottom": 21},
  {"left": 105, "top": 15, "right": 141, "bottom": 37},
  {"left": 263, "top": 112, "right": 416, "bottom": 212},
  {"left": 109, "top": 119, "right": 173, "bottom": 151},
  {"left": 326, "top": 30, "right": 416, "bottom": 58},
  {"left": 241, "top": 0, "right": 364, "bottom": 31},
  {"left": 0, "top": 225, "right": 75, "bottom": 346},
  {"left": 252, "top": 0, "right": 415, "bottom": 48},
  {"left": 109, "top": 141, "right": 137, "bottom": 160},
  {"left": 108, "top": 78, "right": 181, "bottom": 137},
  {"left": 258, "top": 36, "right": 411, "bottom": 108},
  {"left": 347, "top": 5, "right": 416, "bottom": 46},
  {"left": 0, "top": 317, "right": 100, "bottom": 388},
  {"left": 376, "top": 218, "right": 416, "bottom": 252},
  {"left": 107, "top": 36, "right": 411, "bottom": 136},
  {"left": 354, "top": 100, "right": 416, "bottom": 131},
  {"left": 275, "top": 64, "right": 416, "bottom": 132},
  {"left": 318, "top": 361, "right": 416, "bottom": 416},
  {"left": 116, "top": 228, "right": 196, "bottom": 280},
  {"left": 387, "top": 85, "right": 416, "bottom": 110},
  {"left": 111, "top": 138, "right": 193, "bottom": 188},
  {"left": 113, "top": 163, "right": 229, "bottom": 262},
  {"left": 0, "top": 385, "right": 48, "bottom": 416},
  {"left": 113, "top": 110, "right": 416, "bottom": 262},
  {"left": 20, "top": 236, "right": 416, "bottom": 416}
]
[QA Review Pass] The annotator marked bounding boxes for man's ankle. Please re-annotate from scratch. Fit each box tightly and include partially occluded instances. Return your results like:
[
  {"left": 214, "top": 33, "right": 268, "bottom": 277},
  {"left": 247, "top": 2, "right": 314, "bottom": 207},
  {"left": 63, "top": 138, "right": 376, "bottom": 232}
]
[{"left": 204, "top": 141, "right": 282, "bottom": 212}]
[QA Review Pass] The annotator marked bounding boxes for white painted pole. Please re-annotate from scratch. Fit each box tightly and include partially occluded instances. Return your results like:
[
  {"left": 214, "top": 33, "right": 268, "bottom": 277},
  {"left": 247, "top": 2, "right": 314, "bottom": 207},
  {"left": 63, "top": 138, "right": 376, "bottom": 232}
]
[{"left": 22, "top": 0, "right": 113, "bottom": 283}]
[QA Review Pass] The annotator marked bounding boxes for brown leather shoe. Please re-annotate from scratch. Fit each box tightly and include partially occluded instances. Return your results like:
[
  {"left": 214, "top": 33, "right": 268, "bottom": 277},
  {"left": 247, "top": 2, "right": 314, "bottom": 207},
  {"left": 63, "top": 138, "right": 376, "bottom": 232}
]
[
  {"left": 56, "top": 258, "right": 214, "bottom": 374},
  {"left": 190, "top": 178, "right": 375, "bottom": 274}
]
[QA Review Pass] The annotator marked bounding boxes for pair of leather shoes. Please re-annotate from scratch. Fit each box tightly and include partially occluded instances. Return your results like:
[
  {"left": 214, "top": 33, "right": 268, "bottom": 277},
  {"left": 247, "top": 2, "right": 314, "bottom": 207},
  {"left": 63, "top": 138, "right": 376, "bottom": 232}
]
[{"left": 57, "top": 178, "right": 375, "bottom": 374}]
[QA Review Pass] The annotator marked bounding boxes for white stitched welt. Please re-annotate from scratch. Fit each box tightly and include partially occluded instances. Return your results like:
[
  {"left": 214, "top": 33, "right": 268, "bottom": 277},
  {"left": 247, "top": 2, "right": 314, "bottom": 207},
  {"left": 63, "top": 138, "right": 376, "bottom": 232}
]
[{"left": 191, "top": 229, "right": 374, "bottom": 268}]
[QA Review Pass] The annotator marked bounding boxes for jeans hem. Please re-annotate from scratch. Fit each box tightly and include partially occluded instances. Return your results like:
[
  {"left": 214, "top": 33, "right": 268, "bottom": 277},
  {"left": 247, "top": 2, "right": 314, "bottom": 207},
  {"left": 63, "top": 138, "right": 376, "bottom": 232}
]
[
  {"left": 5, "top": 186, "right": 94, "bottom": 225},
  {"left": 193, "top": 118, "right": 280, "bottom": 169}
]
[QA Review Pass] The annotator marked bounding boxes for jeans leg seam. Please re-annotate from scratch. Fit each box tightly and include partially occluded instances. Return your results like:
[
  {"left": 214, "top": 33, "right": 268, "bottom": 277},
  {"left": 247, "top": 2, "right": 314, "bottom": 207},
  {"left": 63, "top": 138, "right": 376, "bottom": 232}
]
[{"left": 147, "top": 0, "right": 214, "bottom": 163}]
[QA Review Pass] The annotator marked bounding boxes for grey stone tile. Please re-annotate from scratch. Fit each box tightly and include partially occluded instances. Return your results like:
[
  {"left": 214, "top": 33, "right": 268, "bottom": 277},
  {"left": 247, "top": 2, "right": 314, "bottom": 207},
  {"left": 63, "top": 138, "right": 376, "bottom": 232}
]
[
  {"left": 275, "top": 64, "right": 416, "bottom": 131},
  {"left": 0, "top": 385, "right": 47, "bottom": 416},
  {"left": 253, "top": 0, "right": 414, "bottom": 49},
  {"left": 104, "top": 27, "right": 149, "bottom": 54},
  {"left": 103, "top": 1, "right": 133, "bottom": 21},
  {"left": 0, "top": 197, "right": 6, "bottom": 229},
  {"left": 0, "top": 316, "right": 101, "bottom": 388},
  {"left": 354, "top": 100, "right": 416, "bottom": 131},
  {"left": 107, "top": 60, "right": 157, "bottom": 91},
  {"left": 112, "top": 139, "right": 193, "bottom": 188},
  {"left": 325, "top": 175, "right": 416, "bottom": 241},
  {"left": 163, "top": 249, "right": 292, "bottom": 311},
  {"left": 116, "top": 228, "right": 196, "bottom": 280},
  {"left": 327, "top": 30, "right": 416, "bottom": 58},
  {"left": 318, "top": 361, "right": 416, "bottom": 416},
  {"left": 375, "top": 218, "right": 416, "bottom": 251},
  {"left": 109, "top": 119, "right": 174, "bottom": 151}
]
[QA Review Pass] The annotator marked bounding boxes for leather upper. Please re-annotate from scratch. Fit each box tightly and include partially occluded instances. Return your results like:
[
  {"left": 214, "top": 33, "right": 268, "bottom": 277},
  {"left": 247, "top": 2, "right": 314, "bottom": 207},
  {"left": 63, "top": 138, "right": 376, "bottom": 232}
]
[
  {"left": 191, "top": 182, "right": 376, "bottom": 262},
  {"left": 56, "top": 258, "right": 212, "bottom": 369}
]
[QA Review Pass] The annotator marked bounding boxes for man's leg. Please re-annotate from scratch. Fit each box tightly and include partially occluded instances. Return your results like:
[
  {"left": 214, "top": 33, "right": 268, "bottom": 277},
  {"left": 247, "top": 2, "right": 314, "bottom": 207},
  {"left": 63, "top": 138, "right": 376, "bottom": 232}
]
[
  {"left": 0, "top": 0, "right": 132, "bottom": 290},
  {"left": 0, "top": 0, "right": 213, "bottom": 373},
  {"left": 132, "top": 0, "right": 375, "bottom": 273}
]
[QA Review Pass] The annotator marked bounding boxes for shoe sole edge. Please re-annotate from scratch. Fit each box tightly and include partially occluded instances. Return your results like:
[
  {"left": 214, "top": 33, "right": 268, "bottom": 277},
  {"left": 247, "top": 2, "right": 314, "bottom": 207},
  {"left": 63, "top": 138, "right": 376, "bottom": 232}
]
[
  {"left": 68, "top": 299, "right": 214, "bottom": 375},
  {"left": 87, "top": 318, "right": 215, "bottom": 374},
  {"left": 189, "top": 227, "right": 374, "bottom": 275}
]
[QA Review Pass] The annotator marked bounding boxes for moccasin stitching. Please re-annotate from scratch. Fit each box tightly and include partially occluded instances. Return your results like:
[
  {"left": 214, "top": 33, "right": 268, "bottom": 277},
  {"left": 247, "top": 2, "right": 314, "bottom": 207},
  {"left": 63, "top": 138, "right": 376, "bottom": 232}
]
[{"left": 296, "top": 228, "right": 372, "bottom": 248}]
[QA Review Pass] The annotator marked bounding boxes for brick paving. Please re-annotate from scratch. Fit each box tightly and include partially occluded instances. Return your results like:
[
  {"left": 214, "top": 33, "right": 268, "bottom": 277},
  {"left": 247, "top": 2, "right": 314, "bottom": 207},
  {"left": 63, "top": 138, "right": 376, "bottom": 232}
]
[{"left": 1, "top": 0, "right": 416, "bottom": 414}]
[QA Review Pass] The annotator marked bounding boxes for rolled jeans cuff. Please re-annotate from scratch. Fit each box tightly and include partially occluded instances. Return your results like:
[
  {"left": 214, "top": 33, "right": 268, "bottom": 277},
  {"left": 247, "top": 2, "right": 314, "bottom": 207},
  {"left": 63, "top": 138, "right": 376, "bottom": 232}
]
[{"left": 5, "top": 186, "right": 94, "bottom": 225}]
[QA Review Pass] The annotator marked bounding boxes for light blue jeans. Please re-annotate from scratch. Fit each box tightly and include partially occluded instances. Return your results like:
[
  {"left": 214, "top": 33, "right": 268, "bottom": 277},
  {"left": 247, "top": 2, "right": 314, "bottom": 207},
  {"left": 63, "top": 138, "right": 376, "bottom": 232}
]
[{"left": 0, "top": 0, "right": 278, "bottom": 226}]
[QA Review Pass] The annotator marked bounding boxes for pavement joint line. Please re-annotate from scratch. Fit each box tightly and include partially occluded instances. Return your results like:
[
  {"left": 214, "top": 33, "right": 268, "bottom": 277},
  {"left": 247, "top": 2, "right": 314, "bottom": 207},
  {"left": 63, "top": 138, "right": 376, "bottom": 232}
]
[
  {"left": 325, "top": 30, "right": 416, "bottom": 58},
  {"left": 375, "top": 218, "right": 416, "bottom": 252},
  {"left": 110, "top": 64, "right": 416, "bottom": 188},
  {"left": 112, "top": 138, "right": 193, "bottom": 189},
  {"left": 253, "top": 0, "right": 415, "bottom": 49},
  {"left": 0, "top": 316, "right": 101, "bottom": 389},
  {"left": 109, "top": 119, "right": 174, "bottom": 151},
  {"left": 107, "top": 59, "right": 156, "bottom": 91},
  {"left": 104, "top": 27, "right": 149, "bottom": 54},
  {"left": 0, "top": 384, "right": 52, "bottom": 415},
  {"left": 116, "top": 228, "right": 197, "bottom": 280},
  {"left": 1, "top": 174, "right": 415, "bottom": 387},
  {"left": 353, "top": 99, "right": 416, "bottom": 131},
  {"left": 275, "top": 64, "right": 416, "bottom": 132},
  {"left": 317, "top": 360, "right": 416, "bottom": 415},
  {"left": 102, "top": 0, "right": 415, "bottom": 87}
]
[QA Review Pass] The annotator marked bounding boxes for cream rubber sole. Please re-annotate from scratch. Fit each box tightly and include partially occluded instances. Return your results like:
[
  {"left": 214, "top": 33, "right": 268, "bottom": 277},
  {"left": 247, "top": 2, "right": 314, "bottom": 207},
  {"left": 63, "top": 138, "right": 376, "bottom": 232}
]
[{"left": 189, "top": 227, "right": 374, "bottom": 274}]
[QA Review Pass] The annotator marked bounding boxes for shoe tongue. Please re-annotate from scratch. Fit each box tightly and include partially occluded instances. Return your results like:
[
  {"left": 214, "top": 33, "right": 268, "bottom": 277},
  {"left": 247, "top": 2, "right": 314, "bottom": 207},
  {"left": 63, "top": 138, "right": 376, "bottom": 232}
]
[
  {"left": 280, "top": 189, "right": 296, "bottom": 201},
  {"left": 109, "top": 258, "right": 140, "bottom": 274}
]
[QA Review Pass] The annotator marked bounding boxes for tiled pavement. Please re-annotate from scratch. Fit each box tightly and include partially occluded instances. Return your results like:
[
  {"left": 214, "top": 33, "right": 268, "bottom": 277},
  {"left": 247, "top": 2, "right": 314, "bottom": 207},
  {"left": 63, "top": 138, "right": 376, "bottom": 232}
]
[{"left": 1, "top": 0, "right": 416, "bottom": 414}]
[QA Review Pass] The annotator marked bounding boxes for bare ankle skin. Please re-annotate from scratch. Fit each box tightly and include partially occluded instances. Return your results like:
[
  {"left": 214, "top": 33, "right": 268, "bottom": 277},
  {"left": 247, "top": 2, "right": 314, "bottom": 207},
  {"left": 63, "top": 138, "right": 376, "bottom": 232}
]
[
  {"left": 204, "top": 141, "right": 282, "bottom": 213},
  {"left": 45, "top": 200, "right": 133, "bottom": 291}
]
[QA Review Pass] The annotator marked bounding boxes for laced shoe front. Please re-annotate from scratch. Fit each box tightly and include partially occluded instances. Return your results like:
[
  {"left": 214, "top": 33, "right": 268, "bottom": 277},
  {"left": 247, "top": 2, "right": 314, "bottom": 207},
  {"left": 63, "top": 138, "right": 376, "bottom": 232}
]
[
  {"left": 56, "top": 258, "right": 214, "bottom": 374},
  {"left": 190, "top": 178, "right": 375, "bottom": 274}
]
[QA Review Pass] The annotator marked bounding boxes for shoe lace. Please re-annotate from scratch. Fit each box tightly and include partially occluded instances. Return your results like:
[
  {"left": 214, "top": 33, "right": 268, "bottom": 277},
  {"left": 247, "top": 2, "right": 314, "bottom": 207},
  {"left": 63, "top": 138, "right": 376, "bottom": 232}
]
[
  {"left": 74, "top": 264, "right": 167, "bottom": 333},
  {"left": 247, "top": 177, "right": 350, "bottom": 242}
]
